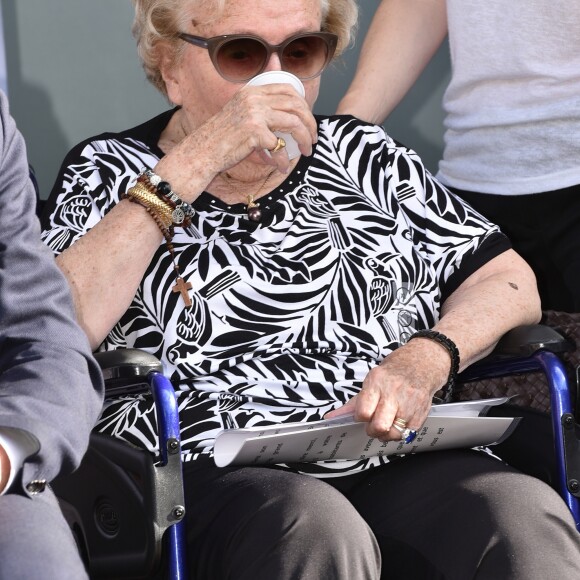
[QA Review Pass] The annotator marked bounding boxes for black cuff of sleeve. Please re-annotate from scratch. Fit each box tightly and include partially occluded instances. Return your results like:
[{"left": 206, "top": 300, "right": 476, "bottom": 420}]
[{"left": 440, "top": 233, "right": 511, "bottom": 303}]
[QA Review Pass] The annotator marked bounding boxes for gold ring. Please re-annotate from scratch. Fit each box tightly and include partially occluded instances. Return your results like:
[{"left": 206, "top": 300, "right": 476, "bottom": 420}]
[
  {"left": 394, "top": 417, "right": 408, "bottom": 428},
  {"left": 270, "top": 136, "right": 286, "bottom": 153}
]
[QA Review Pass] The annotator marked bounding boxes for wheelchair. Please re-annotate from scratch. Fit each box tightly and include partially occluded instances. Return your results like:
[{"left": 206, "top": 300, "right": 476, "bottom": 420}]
[
  {"left": 52, "top": 323, "right": 580, "bottom": 579},
  {"left": 53, "top": 350, "right": 188, "bottom": 580}
]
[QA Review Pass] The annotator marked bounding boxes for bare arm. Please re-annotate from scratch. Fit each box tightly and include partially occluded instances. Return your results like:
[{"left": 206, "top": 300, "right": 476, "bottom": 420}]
[
  {"left": 55, "top": 199, "right": 165, "bottom": 350},
  {"left": 434, "top": 249, "right": 541, "bottom": 370},
  {"left": 327, "top": 249, "right": 541, "bottom": 435},
  {"left": 336, "top": 0, "right": 448, "bottom": 124}
]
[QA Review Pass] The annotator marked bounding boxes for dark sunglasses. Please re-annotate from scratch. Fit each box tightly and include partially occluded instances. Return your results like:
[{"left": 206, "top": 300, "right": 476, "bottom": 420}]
[{"left": 178, "top": 31, "right": 338, "bottom": 83}]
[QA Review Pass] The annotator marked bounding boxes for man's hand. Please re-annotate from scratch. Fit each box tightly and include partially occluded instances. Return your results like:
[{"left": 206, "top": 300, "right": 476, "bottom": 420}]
[{"left": 0, "top": 443, "right": 10, "bottom": 494}]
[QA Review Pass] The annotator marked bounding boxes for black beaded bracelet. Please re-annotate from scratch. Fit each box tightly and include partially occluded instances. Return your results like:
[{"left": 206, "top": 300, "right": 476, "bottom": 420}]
[
  {"left": 140, "top": 168, "right": 196, "bottom": 225},
  {"left": 408, "top": 329, "right": 460, "bottom": 402}
]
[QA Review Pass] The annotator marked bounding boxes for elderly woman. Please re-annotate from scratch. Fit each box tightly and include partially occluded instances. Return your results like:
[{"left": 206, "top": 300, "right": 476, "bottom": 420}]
[{"left": 41, "top": 0, "right": 580, "bottom": 578}]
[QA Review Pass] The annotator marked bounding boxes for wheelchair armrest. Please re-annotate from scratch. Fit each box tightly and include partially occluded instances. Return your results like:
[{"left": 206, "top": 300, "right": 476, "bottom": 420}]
[
  {"left": 458, "top": 324, "right": 574, "bottom": 384},
  {"left": 94, "top": 348, "right": 163, "bottom": 396},
  {"left": 491, "top": 324, "right": 575, "bottom": 358}
]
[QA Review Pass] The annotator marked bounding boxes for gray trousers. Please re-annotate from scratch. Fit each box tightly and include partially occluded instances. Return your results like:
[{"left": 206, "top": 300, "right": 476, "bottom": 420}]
[
  {"left": 184, "top": 449, "right": 580, "bottom": 580},
  {"left": 0, "top": 488, "right": 87, "bottom": 580}
]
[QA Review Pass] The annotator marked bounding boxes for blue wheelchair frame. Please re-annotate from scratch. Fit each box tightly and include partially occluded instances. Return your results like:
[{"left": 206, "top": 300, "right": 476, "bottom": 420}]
[
  {"left": 149, "top": 370, "right": 188, "bottom": 579},
  {"left": 459, "top": 348, "right": 580, "bottom": 530}
]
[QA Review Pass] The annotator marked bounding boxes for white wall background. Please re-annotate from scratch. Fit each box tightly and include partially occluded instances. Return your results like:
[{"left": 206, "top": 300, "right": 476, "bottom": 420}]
[{"left": 2, "top": 0, "right": 450, "bottom": 198}]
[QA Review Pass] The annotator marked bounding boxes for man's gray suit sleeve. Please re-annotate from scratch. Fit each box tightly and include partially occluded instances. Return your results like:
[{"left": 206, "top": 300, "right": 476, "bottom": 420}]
[{"left": 0, "top": 90, "right": 103, "bottom": 495}]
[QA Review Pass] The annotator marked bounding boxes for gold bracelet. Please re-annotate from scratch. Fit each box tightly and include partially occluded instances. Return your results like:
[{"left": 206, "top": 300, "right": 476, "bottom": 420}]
[{"left": 125, "top": 184, "right": 174, "bottom": 229}]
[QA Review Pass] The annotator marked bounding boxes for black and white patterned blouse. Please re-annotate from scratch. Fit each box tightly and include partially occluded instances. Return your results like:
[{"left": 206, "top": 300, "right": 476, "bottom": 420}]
[{"left": 42, "top": 111, "right": 510, "bottom": 475}]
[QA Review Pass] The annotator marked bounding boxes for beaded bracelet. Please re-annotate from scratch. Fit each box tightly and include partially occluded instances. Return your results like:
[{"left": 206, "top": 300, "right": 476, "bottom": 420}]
[
  {"left": 137, "top": 173, "right": 191, "bottom": 228},
  {"left": 139, "top": 168, "right": 195, "bottom": 227},
  {"left": 136, "top": 173, "right": 182, "bottom": 225},
  {"left": 407, "top": 329, "right": 460, "bottom": 402}
]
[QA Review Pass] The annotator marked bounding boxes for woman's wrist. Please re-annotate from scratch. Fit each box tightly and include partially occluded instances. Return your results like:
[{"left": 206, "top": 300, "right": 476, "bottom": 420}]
[
  {"left": 138, "top": 168, "right": 195, "bottom": 226},
  {"left": 407, "top": 330, "right": 460, "bottom": 402},
  {"left": 380, "top": 337, "right": 451, "bottom": 398}
]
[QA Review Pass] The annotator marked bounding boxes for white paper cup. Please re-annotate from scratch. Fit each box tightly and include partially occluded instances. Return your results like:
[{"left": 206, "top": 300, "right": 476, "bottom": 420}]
[{"left": 245, "top": 71, "right": 306, "bottom": 160}]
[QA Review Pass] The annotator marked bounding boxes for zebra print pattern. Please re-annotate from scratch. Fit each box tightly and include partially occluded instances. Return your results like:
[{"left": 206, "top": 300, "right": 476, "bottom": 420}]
[{"left": 42, "top": 112, "right": 508, "bottom": 475}]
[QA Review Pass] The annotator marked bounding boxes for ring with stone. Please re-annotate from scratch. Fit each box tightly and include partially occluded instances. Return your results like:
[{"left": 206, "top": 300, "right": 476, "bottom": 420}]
[
  {"left": 392, "top": 423, "right": 417, "bottom": 443},
  {"left": 402, "top": 428, "right": 418, "bottom": 444}
]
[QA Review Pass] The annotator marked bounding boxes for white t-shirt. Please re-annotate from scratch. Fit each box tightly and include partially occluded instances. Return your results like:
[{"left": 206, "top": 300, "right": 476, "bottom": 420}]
[{"left": 438, "top": 0, "right": 580, "bottom": 195}]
